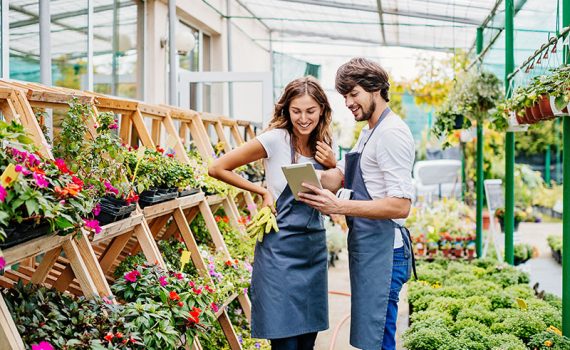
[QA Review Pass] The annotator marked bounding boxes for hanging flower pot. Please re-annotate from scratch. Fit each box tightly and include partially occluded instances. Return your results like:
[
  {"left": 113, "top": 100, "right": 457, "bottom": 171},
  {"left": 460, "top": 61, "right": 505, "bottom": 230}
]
[
  {"left": 530, "top": 103, "right": 543, "bottom": 121},
  {"left": 524, "top": 106, "right": 538, "bottom": 124},
  {"left": 538, "top": 95, "right": 555, "bottom": 119}
]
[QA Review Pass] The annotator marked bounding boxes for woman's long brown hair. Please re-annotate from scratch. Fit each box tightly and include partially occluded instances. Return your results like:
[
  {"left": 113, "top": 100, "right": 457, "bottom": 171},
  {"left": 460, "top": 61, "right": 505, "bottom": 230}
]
[{"left": 266, "top": 76, "right": 333, "bottom": 166}]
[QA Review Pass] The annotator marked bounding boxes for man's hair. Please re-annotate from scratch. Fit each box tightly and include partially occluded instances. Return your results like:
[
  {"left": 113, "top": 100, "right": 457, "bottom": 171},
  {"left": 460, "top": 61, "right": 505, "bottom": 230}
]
[{"left": 335, "top": 57, "right": 390, "bottom": 102}]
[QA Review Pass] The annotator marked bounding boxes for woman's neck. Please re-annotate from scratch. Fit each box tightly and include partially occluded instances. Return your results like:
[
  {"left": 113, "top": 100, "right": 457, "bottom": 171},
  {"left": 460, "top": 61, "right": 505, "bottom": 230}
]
[{"left": 292, "top": 132, "right": 312, "bottom": 157}]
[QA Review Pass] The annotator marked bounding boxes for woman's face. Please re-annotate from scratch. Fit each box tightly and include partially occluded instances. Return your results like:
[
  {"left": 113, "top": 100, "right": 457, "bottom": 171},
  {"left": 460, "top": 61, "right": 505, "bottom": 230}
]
[{"left": 288, "top": 94, "right": 322, "bottom": 139}]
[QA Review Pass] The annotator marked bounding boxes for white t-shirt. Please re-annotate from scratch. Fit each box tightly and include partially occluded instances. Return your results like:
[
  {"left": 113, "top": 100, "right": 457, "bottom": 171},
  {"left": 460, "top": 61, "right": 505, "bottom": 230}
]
[
  {"left": 256, "top": 128, "right": 318, "bottom": 200},
  {"left": 338, "top": 111, "right": 415, "bottom": 249}
]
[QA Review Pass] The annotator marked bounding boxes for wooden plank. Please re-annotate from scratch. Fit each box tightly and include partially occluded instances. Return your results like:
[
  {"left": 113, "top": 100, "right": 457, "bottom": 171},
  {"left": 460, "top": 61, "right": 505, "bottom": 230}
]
[
  {"left": 95, "top": 96, "right": 138, "bottom": 111},
  {"left": 177, "top": 192, "right": 205, "bottom": 209},
  {"left": 62, "top": 239, "right": 99, "bottom": 298},
  {"left": 142, "top": 199, "right": 179, "bottom": 220},
  {"left": 237, "top": 294, "right": 252, "bottom": 323},
  {"left": 93, "top": 213, "right": 143, "bottom": 242},
  {"left": 214, "top": 293, "right": 238, "bottom": 318},
  {"left": 206, "top": 195, "right": 224, "bottom": 206},
  {"left": 134, "top": 220, "right": 166, "bottom": 268},
  {"left": 74, "top": 234, "right": 114, "bottom": 298},
  {"left": 151, "top": 119, "right": 161, "bottom": 145},
  {"left": 131, "top": 109, "right": 156, "bottom": 149},
  {"left": 199, "top": 201, "right": 231, "bottom": 260},
  {"left": 0, "top": 294, "right": 25, "bottom": 350},
  {"left": 172, "top": 208, "right": 209, "bottom": 275},
  {"left": 98, "top": 234, "right": 134, "bottom": 273},
  {"left": 214, "top": 120, "right": 232, "bottom": 153},
  {"left": 30, "top": 247, "right": 62, "bottom": 285},
  {"left": 119, "top": 112, "right": 133, "bottom": 146},
  {"left": 3, "top": 234, "right": 70, "bottom": 266},
  {"left": 218, "top": 310, "right": 243, "bottom": 350}
]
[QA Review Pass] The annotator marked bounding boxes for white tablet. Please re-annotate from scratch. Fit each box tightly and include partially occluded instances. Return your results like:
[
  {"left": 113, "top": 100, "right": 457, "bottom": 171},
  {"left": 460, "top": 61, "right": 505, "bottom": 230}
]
[{"left": 281, "top": 163, "right": 323, "bottom": 201}]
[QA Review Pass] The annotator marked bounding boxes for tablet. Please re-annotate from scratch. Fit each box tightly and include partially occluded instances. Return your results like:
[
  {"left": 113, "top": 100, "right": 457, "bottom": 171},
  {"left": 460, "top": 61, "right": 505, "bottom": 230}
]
[{"left": 281, "top": 162, "right": 323, "bottom": 201}]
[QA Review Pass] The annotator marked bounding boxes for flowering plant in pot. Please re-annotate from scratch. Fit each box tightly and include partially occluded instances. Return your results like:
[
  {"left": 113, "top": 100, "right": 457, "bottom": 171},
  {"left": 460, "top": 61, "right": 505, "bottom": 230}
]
[
  {"left": 187, "top": 148, "right": 231, "bottom": 196},
  {"left": 0, "top": 121, "right": 98, "bottom": 246},
  {"left": 53, "top": 101, "right": 137, "bottom": 225}
]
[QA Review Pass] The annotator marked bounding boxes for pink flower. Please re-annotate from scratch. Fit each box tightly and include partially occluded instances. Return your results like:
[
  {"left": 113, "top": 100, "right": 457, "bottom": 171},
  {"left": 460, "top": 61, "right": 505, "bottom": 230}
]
[
  {"left": 189, "top": 281, "right": 195, "bottom": 288},
  {"left": 83, "top": 219, "right": 102, "bottom": 234},
  {"left": 192, "top": 287, "right": 202, "bottom": 295},
  {"left": 109, "top": 123, "right": 119, "bottom": 130},
  {"left": 0, "top": 185, "right": 6, "bottom": 202},
  {"left": 210, "top": 302, "right": 219, "bottom": 313},
  {"left": 159, "top": 276, "right": 168, "bottom": 287},
  {"left": 0, "top": 256, "right": 5, "bottom": 270},
  {"left": 124, "top": 270, "right": 141, "bottom": 282},
  {"left": 31, "top": 341, "right": 54, "bottom": 350},
  {"left": 104, "top": 181, "right": 119, "bottom": 195},
  {"left": 247, "top": 203, "right": 257, "bottom": 212},
  {"left": 92, "top": 203, "right": 101, "bottom": 216},
  {"left": 33, "top": 172, "right": 49, "bottom": 188},
  {"left": 54, "top": 158, "right": 71, "bottom": 174},
  {"left": 174, "top": 272, "right": 184, "bottom": 280},
  {"left": 15, "top": 165, "right": 30, "bottom": 175}
]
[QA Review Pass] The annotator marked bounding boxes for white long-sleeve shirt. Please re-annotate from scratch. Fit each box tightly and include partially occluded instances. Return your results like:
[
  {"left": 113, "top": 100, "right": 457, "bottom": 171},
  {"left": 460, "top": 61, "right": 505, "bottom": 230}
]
[{"left": 338, "top": 111, "right": 415, "bottom": 248}]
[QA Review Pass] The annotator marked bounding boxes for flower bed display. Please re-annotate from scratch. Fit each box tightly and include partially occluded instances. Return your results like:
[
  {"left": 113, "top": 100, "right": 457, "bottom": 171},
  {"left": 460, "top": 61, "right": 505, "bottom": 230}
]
[
  {"left": 406, "top": 199, "right": 477, "bottom": 259},
  {"left": 404, "top": 259, "right": 569, "bottom": 350},
  {"left": 0, "top": 121, "right": 98, "bottom": 246},
  {"left": 547, "top": 235, "right": 562, "bottom": 265}
]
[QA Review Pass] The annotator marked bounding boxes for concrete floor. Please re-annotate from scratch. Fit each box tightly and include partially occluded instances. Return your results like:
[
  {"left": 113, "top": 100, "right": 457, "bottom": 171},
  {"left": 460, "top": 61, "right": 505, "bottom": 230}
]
[{"left": 315, "top": 221, "right": 563, "bottom": 350}]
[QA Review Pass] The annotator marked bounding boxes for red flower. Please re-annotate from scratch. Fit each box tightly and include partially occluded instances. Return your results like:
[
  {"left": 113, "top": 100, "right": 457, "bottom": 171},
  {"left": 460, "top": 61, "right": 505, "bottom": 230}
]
[
  {"left": 225, "top": 260, "right": 233, "bottom": 267},
  {"left": 174, "top": 272, "right": 184, "bottom": 280},
  {"left": 71, "top": 176, "right": 83, "bottom": 188},
  {"left": 215, "top": 216, "right": 221, "bottom": 223},
  {"left": 104, "top": 332, "right": 114, "bottom": 342},
  {"left": 192, "top": 287, "right": 202, "bottom": 295},
  {"left": 188, "top": 307, "right": 202, "bottom": 324},
  {"left": 205, "top": 285, "right": 215, "bottom": 294},
  {"left": 156, "top": 146, "right": 165, "bottom": 153},
  {"left": 210, "top": 302, "right": 219, "bottom": 313},
  {"left": 189, "top": 281, "right": 195, "bottom": 288},
  {"left": 169, "top": 290, "right": 181, "bottom": 301},
  {"left": 178, "top": 301, "right": 184, "bottom": 307},
  {"left": 54, "top": 158, "right": 71, "bottom": 174},
  {"left": 115, "top": 332, "right": 123, "bottom": 339},
  {"left": 223, "top": 216, "right": 229, "bottom": 223}
]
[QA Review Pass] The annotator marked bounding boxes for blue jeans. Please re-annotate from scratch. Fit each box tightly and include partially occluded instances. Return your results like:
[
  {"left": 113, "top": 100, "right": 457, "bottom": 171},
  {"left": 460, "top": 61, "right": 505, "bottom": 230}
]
[{"left": 381, "top": 247, "right": 410, "bottom": 350}]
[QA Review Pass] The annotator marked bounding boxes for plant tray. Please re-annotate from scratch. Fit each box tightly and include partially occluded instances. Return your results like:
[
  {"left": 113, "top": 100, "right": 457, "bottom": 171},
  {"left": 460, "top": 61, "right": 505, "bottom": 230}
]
[
  {"left": 178, "top": 188, "right": 200, "bottom": 197},
  {"left": 0, "top": 222, "right": 51, "bottom": 249},
  {"left": 96, "top": 203, "right": 137, "bottom": 226}
]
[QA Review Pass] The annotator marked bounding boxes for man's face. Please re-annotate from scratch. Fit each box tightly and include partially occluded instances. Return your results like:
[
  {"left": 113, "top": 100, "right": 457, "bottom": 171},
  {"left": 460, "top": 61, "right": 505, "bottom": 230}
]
[{"left": 343, "top": 85, "right": 376, "bottom": 122}]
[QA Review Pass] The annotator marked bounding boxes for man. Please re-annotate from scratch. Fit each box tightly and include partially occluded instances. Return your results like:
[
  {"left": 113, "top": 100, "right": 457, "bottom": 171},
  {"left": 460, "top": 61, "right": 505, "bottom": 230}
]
[{"left": 299, "top": 57, "right": 416, "bottom": 350}]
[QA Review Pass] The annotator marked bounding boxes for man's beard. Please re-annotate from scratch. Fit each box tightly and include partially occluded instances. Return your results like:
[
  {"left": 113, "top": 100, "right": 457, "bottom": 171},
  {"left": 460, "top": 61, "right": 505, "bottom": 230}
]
[{"left": 357, "top": 99, "right": 376, "bottom": 121}]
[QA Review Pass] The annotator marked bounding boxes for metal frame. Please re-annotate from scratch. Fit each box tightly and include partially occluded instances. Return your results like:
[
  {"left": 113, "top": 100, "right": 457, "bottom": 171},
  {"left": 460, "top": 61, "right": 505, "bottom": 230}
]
[
  {"left": 282, "top": 0, "right": 481, "bottom": 25},
  {"left": 1, "top": 0, "right": 8, "bottom": 79}
]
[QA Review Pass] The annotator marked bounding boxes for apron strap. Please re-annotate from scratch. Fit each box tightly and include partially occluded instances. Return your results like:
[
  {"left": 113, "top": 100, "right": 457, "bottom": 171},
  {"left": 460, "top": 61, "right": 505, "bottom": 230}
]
[{"left": 401, "top": 226, "right": 418, "bottom": 280}]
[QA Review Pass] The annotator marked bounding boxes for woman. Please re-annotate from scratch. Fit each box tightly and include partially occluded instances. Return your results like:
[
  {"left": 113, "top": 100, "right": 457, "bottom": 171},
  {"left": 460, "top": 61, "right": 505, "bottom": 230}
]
[{"left": 208, "top": 76, "right": 337, "bottom": 350}]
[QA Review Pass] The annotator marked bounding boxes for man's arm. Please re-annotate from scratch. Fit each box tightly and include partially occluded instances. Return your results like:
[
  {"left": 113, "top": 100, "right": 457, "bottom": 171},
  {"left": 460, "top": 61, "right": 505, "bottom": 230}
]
[
  {"left": 298, "top": 183, "right": 410, "bottom": 219},
  {"left": 318, "top": 168, "right": 344, "bottom": 193}
]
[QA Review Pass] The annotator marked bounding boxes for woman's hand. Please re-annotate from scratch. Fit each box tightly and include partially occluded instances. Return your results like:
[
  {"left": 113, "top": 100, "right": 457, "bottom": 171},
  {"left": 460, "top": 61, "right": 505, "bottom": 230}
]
[
  {"left": 315, "top": 141, "right": 336, "bottom": 169},
  {"left": 261, "top": 190, "right": 276, "bottom": 213}
]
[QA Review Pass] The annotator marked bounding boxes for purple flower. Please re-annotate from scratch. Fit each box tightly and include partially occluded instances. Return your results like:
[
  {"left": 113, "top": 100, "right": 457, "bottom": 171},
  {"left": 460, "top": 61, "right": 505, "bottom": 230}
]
[
  {"left": 27, "top": 153, "right": 40, "bottom": 167},
  {"left": 159, "top": 275, "right": 168, "bottom": 287},
  {"left": 238, "top": 336, "right": 243, "bottom": 344},
  {"left": 244, "top": 261, "right": 253, "bottom": 273},
  {"left": 31, "top": 342, "right": 54, "bottom": 350},
  {"left": 92, "top": 203, "right": 101, "bottom": 216},
  {"left": 0, "top": 185, "right": 6, "bottom": 202},
  {"left": 255, "top": 343, "right": 261, "bottom": 349},
  {"left": 33, "top": 173, "right": 49, "bottom": 188},
  {"left": 83, "top": 219, "right": 102, "bottom": 234},
  {"left": 243, "top": 288, "right": 248, "bottom": 295}
]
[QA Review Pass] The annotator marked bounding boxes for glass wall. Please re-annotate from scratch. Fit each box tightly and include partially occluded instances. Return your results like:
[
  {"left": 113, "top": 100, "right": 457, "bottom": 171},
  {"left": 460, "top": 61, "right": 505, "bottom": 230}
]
[
  {"left": 93, "top": 0, "right": 141, "bottom": 99},
  {"left": 51, "top": 0, "right": 88, "bottom": 89},
  {"left": 9, "top": 0, "right": 41, "bottom": 82}
]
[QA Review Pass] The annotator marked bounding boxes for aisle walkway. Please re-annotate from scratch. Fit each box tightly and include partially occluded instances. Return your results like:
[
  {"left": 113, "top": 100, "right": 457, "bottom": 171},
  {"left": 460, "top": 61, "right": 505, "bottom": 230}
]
[
  {"left": 315, "top": 250, "right": 409, "bottom": 350},
  {"left": 517, "top": 222, "right": 563, "bottom": 297}
]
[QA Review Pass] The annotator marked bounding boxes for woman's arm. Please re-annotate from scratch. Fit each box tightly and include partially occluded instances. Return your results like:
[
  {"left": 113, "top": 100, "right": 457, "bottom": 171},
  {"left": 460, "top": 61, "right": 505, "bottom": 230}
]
[{"left": 208, "top": 139, "right": 274, "bottom": 207}]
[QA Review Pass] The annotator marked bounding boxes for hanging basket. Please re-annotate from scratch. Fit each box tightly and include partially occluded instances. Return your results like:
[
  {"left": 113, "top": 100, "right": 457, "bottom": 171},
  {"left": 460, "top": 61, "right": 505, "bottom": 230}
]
[{"left": 538, "top": 95, "right": 555, "bottom": 119}]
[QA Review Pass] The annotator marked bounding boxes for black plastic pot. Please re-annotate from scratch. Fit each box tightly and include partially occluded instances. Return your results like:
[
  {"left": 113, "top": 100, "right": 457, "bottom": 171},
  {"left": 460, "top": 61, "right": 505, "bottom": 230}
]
[
  {"left": 178, "top": 188, "right": 200, "bottom": 198},
  {"left": 453, "top": 115, "right": 464, "bottom": 130},
  {"left": 499, "top": 218, "right": 521, "bottom": 232},
  {"left": 0, "top": 222, "right": 51, "bottom": 249},
  {"left": 552, "top": 249, "right": 562, "bottom": 264},
  {"left": 95, "top": 198, "right": 136, "bottom": 226}
]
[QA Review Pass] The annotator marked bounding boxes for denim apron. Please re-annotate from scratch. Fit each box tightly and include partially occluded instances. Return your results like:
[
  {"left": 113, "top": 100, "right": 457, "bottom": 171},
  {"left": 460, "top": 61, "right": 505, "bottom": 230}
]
[
  {"left": 250, "top": 141, "right": 328, "bottom": 339},
  {"left": 345, "top": 107, "right": 413, "bottom": 349}
]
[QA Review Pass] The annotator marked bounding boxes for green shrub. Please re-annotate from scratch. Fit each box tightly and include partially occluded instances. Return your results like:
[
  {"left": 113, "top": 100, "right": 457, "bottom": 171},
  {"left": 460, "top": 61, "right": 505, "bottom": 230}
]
[
  {"left": 485, "top": 290, "right": 515, "bottom": 310},
  {"left": 528, "top": 329, "right": 570, "bottom": 350},
  {"left": 455, "top": 327, "right": 490, "bottom": 350},
  {"left": 450, "top": 319, "right": 490, "bottom": 336},
  {"left": 464, "top": 295, "right": 492, "bottom": 310},
  {"left": 491, "top": 310, "right": 547, "bottom": 343},
  {"left": 472, "top": 257, "right": 500, "bottom": 270},
  {"left": 487, "top": 333, "right": 527, "bottom": 350},
  {"left": 456, "top": 305, "right": 498, "bottom": 327},
  {"left": 404, "top": 322, "right": 455, "bottom": 350},
  {"left": 526, "top": 299, "right": 562, "bottom": 329},
  {"left": 487, "top": 265, "right": 529, "bottom": 287},
  {"left": 504, "top": 284, "right": 535, "bottom": 300},
  {"left": 543, "top": 293, "right": 562, "bottom": 311},
  {"left": 431, "top": 297, "right": 466, "bottom": 319},
  {"left": 408, "top": 283, "right": 436, "bottom": 306},
  {"left": 410, "top": 310, "right": 454, "bottom": 326}
]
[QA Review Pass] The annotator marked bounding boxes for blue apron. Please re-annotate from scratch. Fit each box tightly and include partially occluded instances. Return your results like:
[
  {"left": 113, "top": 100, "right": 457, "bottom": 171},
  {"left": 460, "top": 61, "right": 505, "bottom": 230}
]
[
  {"left": 250, "top": 141, "right": 328, "bottom": 339},
  {"left": 345, "top": 107, "right": 414, "bottom": 349}
]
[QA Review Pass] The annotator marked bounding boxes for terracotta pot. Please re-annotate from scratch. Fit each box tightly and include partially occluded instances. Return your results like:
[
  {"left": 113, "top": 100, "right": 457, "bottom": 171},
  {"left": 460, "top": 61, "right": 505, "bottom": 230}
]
[
  {"left": 417, "top": 248, "right": 425, "bottom": 256},
  {"left": 467, "top": 249, "right": 475, "bottom": 259},
  {"left": 550, "top": 95, "right": 569, "bottom": 116},
  {"left": 531, "top": 103, "right": 543, "bottom": 120},
  {"left": 442, "top": 249, "right": 450, "bottom": 257},
  {"left": 483, "top": 210, "right": 491, "bottom": 230},
  {"left": 538, "top": 94, "right": 554, "bottom": 119},
  {"left": 515, "top": 110, "right": 529, "bottom": 125},
  {"left": 524, "top": 107, "right": 537, "bottom": 124}
]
